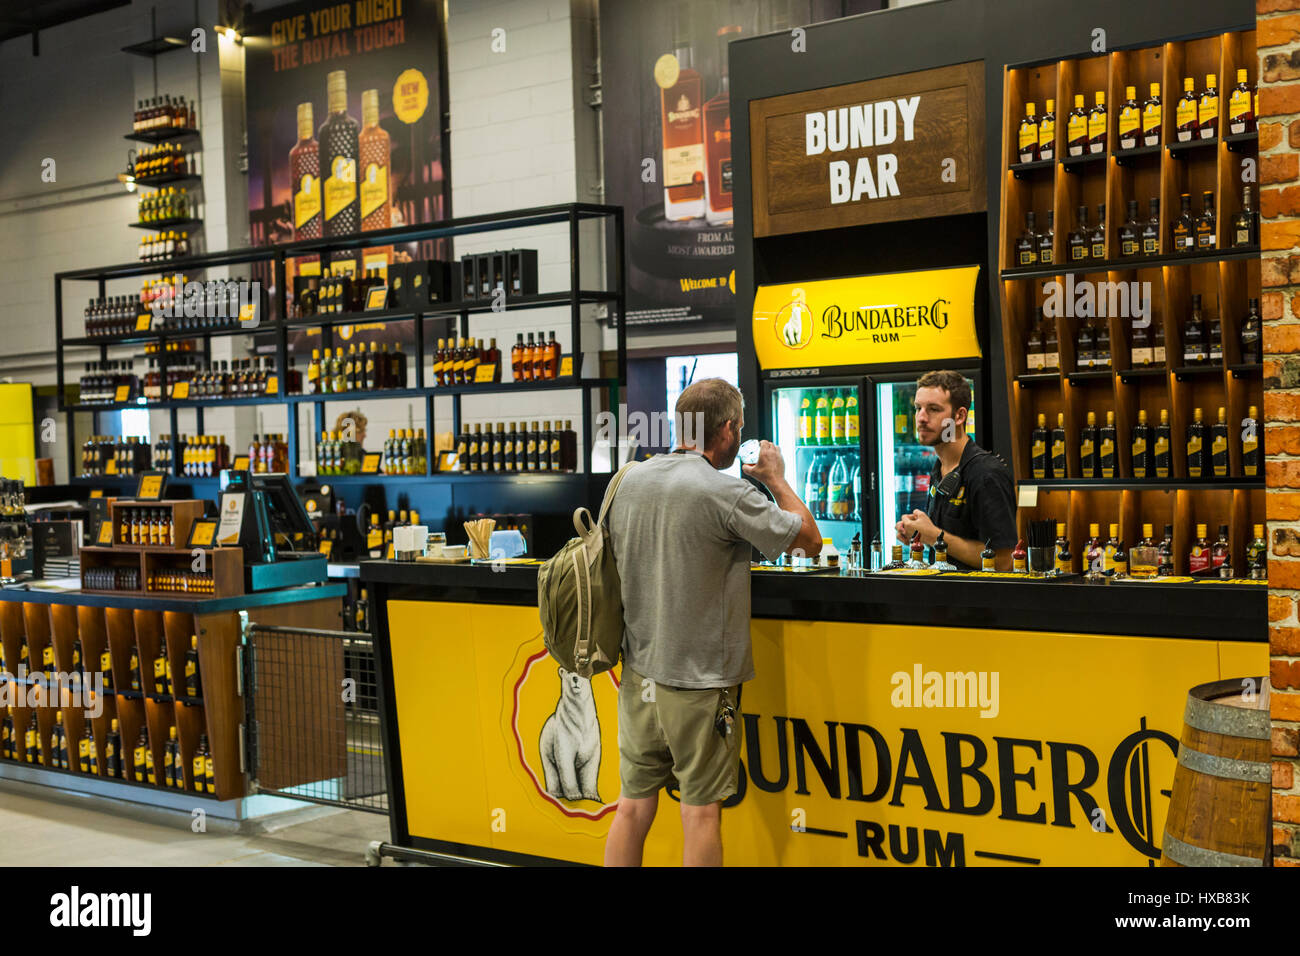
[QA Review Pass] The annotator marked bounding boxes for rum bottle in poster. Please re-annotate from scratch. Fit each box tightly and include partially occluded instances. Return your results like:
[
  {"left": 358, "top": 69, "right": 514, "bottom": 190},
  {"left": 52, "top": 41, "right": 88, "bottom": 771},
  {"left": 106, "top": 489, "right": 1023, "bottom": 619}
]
[
  {"left": 290, "top": 103, "right": 321, "bottom": 240},
  {"left": 320, "top": 70, "right": 360, "bottom": 237},
  {"left": 703, "top": 25, "right": 740, "bottom": 226},
  {"left": 658, "top": 9, "right": 704, "bottom": 221},
  {"left": 359, "top": 89, "right": 391, "bottom": 231}
]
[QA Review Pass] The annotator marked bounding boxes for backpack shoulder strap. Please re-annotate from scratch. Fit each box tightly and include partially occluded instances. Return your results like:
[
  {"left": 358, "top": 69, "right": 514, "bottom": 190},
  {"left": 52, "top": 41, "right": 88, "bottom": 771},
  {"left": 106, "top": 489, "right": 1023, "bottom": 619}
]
[{"left": 596, "top": 459, "right": 639, "bottom": 529}]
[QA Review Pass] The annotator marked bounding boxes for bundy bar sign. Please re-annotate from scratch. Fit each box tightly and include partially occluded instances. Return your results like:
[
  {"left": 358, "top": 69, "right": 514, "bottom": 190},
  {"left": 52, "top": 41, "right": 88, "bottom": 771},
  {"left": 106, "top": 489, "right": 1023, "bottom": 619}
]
[{"left": 749, "top": 61, "right": 986, "bottom": 237}]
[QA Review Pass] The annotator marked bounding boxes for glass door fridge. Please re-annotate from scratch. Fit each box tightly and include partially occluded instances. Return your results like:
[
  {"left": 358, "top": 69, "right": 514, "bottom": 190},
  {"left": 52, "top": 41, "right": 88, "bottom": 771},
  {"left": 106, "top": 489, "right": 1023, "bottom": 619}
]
[
  {"left": 872, "top": 374, "right": 979, "bottom": 555},
  {"left": 770, "top": 379, "right": 863, "bottom": 560}
]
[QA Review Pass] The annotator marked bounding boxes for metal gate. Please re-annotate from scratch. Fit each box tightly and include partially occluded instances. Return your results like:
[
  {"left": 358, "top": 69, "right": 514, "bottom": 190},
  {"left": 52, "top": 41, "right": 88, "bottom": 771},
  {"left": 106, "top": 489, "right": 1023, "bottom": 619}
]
[{"left": 243, "top": 623, "right": 388, "bottom": 813}]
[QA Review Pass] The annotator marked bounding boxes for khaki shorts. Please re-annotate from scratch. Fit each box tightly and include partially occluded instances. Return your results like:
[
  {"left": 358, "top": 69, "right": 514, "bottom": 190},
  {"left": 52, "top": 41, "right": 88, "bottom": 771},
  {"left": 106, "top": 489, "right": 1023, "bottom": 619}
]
[{"left": 617, "top": 665, "right": 743, "bottom": 806}]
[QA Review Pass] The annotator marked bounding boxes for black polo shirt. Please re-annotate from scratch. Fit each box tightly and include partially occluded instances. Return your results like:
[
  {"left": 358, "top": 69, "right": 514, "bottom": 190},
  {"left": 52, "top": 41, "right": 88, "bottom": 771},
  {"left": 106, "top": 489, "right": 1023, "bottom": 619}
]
[{"left": 925, "top": 439, "right": 1017, "bottom": 570}]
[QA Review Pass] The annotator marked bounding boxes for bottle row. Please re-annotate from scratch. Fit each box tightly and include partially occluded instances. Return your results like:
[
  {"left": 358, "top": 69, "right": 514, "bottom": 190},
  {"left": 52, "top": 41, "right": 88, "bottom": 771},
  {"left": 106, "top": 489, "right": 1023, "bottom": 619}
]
[
  {"left": 115, "top": 506, "right": 179, "bottom": 547},
  {"left": 454, "top": 421, "right": 579, "bottom": 474},
  {"left": 132, "top": 94, "right": 197, "bottom": 134},
  {"left": 1016, "top": 71, "right": 1255, "bottom": 164},
  {"left": 305, "top": 343, "right": 408, "bottom": 394},
  {"left": 378, "top": 429, "right": 428, "bottom": 476},
  {"left": 1, "top": 712, "right": 215, "bottom": 794},
  {"left": 1029, "top": 404, "right": 1259, "bottom": 480},
  {"left": 0, "top": 636, "right": 201, "bottom": 698},
  {"left": 1022, "top": 295, "right": 1262, "bottom": 374},
  {"left": 137, "top": 187, "right": 196, "bottom": 224},
  {"left": 128, "top": 143, "right": 196, "bottom": 181},
  {"left": 802, "top": 448, "right": 863, "bottom": 522},
  {"left": 363, "top": 510, "right": 425, "bottom": 556},
  {"left": 1014, "top": 188, "right": 1257, "bottom": 269},
  {"left": 136, "top": 231, "right": 194, "bottom": 263},
  {"left": 795, "top": 388, "right": 862, "bottom": 446}
]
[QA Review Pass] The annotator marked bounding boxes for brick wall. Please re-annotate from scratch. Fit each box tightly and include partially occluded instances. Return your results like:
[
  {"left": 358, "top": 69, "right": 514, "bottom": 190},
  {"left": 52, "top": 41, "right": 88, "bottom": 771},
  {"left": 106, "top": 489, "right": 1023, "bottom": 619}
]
[{"left": 1259, "top": 0, "right": 1300, "bottom": 866}]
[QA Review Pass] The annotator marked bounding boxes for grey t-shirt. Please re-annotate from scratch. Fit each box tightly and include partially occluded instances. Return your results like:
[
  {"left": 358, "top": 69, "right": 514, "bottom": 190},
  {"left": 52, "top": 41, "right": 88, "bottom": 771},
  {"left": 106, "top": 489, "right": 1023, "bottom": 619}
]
[{"left": 607, "top": 451, "right": 803, "bottom": 689}]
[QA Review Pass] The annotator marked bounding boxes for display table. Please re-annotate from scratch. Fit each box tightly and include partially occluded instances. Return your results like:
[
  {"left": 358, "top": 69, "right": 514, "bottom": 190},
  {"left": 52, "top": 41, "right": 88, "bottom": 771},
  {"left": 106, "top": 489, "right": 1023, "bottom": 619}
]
[
  {"left": 362, "top": 561, "right": 1266, "bottom": 867},
  {"left": 0, "top": 581, "right": 345, "bottom": 816}
]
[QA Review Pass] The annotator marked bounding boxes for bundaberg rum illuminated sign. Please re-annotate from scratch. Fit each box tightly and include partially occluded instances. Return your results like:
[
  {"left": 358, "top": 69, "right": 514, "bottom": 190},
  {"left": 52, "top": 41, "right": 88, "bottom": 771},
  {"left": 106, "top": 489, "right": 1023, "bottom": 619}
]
[{"left": 752, "top": 265, "right": 981, "bottom": 371}]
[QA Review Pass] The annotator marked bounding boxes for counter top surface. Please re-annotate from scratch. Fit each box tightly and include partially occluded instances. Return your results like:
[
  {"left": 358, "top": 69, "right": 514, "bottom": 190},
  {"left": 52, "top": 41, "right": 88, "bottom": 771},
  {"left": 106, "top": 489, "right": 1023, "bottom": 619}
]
[
  {"left": 0, "top": 580, "right": 346, "bottom": 612},
  {"left": 359, "top": 561, "right": 1265, "bottom": 642}
]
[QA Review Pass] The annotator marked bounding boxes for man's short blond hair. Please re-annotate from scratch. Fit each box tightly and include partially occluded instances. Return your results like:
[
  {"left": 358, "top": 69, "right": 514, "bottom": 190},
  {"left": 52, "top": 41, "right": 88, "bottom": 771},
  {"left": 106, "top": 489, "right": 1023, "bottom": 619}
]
[{"left": 675, "top": 378, "right": 744, "bottom": 449}]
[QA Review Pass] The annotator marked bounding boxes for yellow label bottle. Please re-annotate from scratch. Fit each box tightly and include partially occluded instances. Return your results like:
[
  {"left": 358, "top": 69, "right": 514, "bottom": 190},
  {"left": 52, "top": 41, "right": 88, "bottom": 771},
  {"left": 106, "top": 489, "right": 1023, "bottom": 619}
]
[{"left": 844, "top": 392, "right": 859, "bottom": 441}]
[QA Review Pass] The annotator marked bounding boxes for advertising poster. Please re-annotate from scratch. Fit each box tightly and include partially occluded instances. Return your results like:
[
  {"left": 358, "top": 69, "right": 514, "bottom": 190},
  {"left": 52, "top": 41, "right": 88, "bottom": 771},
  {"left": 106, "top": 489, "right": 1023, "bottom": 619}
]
[
  {"left": 242, "top": 0, "right": 450, "bottom": 349},
  {"left": 600, "top": 0, "right": 881, "bottom": 332}
]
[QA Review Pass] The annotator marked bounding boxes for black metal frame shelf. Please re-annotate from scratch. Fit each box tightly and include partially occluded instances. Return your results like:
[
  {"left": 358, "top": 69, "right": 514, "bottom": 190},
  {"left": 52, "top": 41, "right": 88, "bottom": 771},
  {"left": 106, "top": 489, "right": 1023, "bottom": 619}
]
[
  {"left": 1224, "top": 130, "right": 1259, "bottom": 153},
  {"left": 131, "top": 172, "right": 201, "bottom": 189},
  {"left": 1061, "top": 151, "right": 1106, "bottom": 172},
  {"left": 55, "top": 203, "right": 627, "bottom": 483},
  {"left": 1027, "top": 477, "right": 1262, "bottom": 490},
  {"left": 129, "top": 217, "right": 202, "bottom": 231},
  {"left": 1114, "top": 144, "right": 1162, "bottom": 166},
  {"left": 1015, "top": 371, "right": 1063, "bottom": 387},
  {"left": 1001, "top": 245, "right": 1260, "bottom": 280},
  {"left": 1229, "top": 362, "right": 1262, "bottom": 378},
  {"left": 124, "top": 128, "right": 200, "bottom": 145},
  {"left": 1066, "top": 369, "right": 1113, "bottom": 384},
  {"left": 1173, "top": 364, "right": 1225, "bottom": 381},
  {"left": 1168, "top": 136, "right": 1218, "bottom": 158},
  {"left": 1009, "top": 158, "right": 1054, "bottom": 179},
  {"left": 1118, "top": 366, "right": 1168, "bottom": 384}
]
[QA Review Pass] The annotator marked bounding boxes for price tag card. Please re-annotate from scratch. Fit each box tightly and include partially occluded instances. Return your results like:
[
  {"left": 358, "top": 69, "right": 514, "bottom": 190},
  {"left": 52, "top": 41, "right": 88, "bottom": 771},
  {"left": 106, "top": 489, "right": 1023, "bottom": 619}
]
[
  {"left": 136, "top": 474, "right": 164, "bottom": 500},
  {"left": 231, "top": 455, "right": 250, "bottom": 471},
  {"left": 439, "top": 451, "right": 459, "bottom": 472},
  {"left": 1017, "top": 485, "right": 1038, "bottom": 508},
  {"left": 89, "top": 489, "right": 104, "bottom": 499},
  {"left": 266, "top": 375, "right": 279, "bottom": 395},
  {"left": 135, "top": 314, "right": 152, "bottom": 331},
  {"left": 474, "top": 364, "right": 496, "bottom": 383},
  {"left": 318, "top": 538, "right": 334, "bottom": 558},
  {"left": 171, "top": 381, "right": 190, "bottom": 399},
  {"left": 559, "top": 355, "right": 573, "bottom": 378},
  {"left": 217, "top": 492, "right": 246, "bottom": 545},
  {"left": 365, "top": 286, "right": 389, "bottom": 311},
  {"left": 298, "top": 259, "right": 321, "bottom": 277},
  {"left": 386, "top": 542, "right": 395, "bottom": 559},
  {"left": 105, "top": 458, "right": 118, "bottom": 475},
  {"left": 97, "top": 520, "right": 114, "bottom": 545},
  {"left": 187, "top": 519, "right": 217, "bottom": 548},
  {"left": 361, "top": 453, "right": 382, "bottom": 474},
  {"left": 238, "top": 303, "right": 257, "bottom": 325},
  {"left": 114, "top": 385, "right": 130, "bottom": 403}
]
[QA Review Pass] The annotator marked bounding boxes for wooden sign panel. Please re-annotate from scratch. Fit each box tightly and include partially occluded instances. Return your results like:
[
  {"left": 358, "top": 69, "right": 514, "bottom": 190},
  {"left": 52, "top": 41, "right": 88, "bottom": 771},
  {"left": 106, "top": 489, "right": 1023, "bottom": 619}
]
[{"left": 750, "top": 61, "right": 986, "bottom": 237}]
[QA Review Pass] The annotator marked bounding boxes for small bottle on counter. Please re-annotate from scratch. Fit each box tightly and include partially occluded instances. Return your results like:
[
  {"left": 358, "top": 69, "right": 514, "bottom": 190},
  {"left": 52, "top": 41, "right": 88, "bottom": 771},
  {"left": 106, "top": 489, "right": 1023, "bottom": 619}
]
[
  {"left": 1012, "top": 538, "right": 1027, "bottom": 573},
  {"left": 882, "top": 544, "right": 906, "bottom": 571},
  {"left": 906, "top": 532, "right": 927, "bottom": 570},
  {"left": 981, "top": 539, "right": 996, "bottom": 571},
  {"left": 932, "top": 533, "right": 956, "bottom": 572}
]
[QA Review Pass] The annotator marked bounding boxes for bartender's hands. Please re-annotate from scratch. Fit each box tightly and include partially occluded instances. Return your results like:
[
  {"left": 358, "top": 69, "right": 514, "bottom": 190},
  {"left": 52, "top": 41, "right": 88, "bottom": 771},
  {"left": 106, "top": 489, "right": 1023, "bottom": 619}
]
[
  {"left": 742, "top": 439, "right": 785, "bottom": 485},
  {"left": 896, "top": 509, "right": 939, "bottom": 546}
]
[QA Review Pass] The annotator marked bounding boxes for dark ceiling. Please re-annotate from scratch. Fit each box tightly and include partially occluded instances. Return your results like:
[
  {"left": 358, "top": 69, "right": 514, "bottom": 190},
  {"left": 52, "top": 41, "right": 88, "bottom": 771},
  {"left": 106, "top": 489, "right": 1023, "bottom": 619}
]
[{"left": 0, "top": 0, "right": 131, "bottom": 45}]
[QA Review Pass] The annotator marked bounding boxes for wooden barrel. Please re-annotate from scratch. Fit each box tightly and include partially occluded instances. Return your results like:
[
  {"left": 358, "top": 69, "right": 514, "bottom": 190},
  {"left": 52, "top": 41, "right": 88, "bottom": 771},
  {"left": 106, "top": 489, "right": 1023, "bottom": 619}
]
[{"left": 1160, "top": 677, "right": 1271, "bottom": 867}]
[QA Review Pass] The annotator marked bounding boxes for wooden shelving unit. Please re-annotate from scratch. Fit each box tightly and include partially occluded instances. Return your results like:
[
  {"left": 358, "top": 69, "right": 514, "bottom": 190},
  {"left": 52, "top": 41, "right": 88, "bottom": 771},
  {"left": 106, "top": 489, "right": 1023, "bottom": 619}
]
[{"left": 999, "top": 28, "right": 1261, "bottom": 574}]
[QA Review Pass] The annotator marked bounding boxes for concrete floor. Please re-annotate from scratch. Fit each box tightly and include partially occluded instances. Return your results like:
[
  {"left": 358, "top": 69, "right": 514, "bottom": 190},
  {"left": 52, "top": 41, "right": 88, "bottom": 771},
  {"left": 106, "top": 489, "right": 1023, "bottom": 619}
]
[{"left": 0, "top": 778, "right": 391, "bottom": 866}]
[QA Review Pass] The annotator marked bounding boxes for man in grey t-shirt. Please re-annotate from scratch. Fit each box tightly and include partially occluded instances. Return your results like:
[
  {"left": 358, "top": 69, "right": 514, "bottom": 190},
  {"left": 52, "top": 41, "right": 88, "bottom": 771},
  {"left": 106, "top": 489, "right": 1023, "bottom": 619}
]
[{"left": 603, "top": 378, "right": 821, "bottom": 867}]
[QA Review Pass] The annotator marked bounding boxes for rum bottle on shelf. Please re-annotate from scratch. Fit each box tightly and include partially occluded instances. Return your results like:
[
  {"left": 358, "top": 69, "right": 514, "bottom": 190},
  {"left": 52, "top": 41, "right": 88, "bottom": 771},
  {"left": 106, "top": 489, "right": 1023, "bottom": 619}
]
[
  {"left": 319, "top": 70, "right": 360, "bottom": 237},
  {"left": 1118, "top": 86, "right": 1140, "bottom": 151},
  {"left": 1243, "top": 404, "right": 1259, "bottom": 476},
  {"left": 1050, "top": 412, "right": 1067, "bottom": 478},
  {"left": 1076, "top": 316, "right": 1095, "bottom": 369},
  {"left": 1066, "top": 94, "right": 1088, "bottom": 157},
  {"left": 1213, "top": 525, "right": 1231, "bottom": 576},
  {"left": 1233, "top": 186, "right": 1259, "bottom": 247},
  {"left": 105, "top": 719, "right": 121, "bottom": 779},
  {"left": 1141, "top": 197, "right": 1160, "bottom": 256},
  {"left": 1211, "top": 406, "right": 1229, "bottom": 477},
  {"left": 1043, "top": 315, "right": 1060, "bottom": 372},
  {"left": 1248, "top": 524, "right": 1267, "bottom": 579},
  {"left": 1198, "top": 73, "right": 1219, "bottom": 140},
  {"left": 1079, "top": 411, "right": 1098, "bottom": 478},
  {"left": 1099, "top": 410, "right": 1117, "bottom": 479},
  {"left": 1186, "top": 407, "right": 1206, "bottom": 478},
  {"left": 359, "top": 88, "right": 391, "bottom": 231},
  {"left": 1141, "top": 82, "right": 1162, "bottom": 147},
  {"left": 1087, "top": 90, "right": 1107, "bottom": 154},
  {"left": 1093, "top": 317, "right": 1111, "bottom": 369},
  {"left": 1026, "top": 316, "right": 1044, "bottom": 372},
  {"left": 1228, "top": 69, "right": 1255, "bottom": 135},
  {"left": 1182, "top": 294, "right": 1206, "bottom": 365},
  {"left": 1119, "top": 200, "right": 1141, "bottom": 258},
  {"left": 1103, "top": 524, "right": 1120, "bottom": 576},
  {"left": 1195, "top": 190, "right": 1216, "bottom": 251},
  {"left": 1207, "top": 307, "right": 1223, "bottom": 365},
  {"left": 1173, "top": 193, "right": 1195, "bottom": 253},
  {"left": 1131, "top": 313, "right": 1152, "bottom": 366},
  {"left": 1068, "top": 205, "right": 1089, "bottom": 261},
  {"left": 1158, "top": 524, "right": 1175, "bottom": 575},
  {"left": 1089, "top": 203, "right": 1106, "bottom": 261},
  {"left": 1031, "top": 413, "right": 1048, "bottom": 479},
  {"left": 1054, "top": 524, "right": 1071, "bottom": 573},
  {"left": 290, "top": 102, "right": 322, "bottom": 240},
  {"left": 1189, "top": 523, "right": 1211, "bottom": 575},
  {"left": 1154, "top": 409, "right": 1172, "bottom": 478},
  {"left": 1085, "top": 524, "right": 1103, "bottom": 575},
  {"left": 1016, "top": 211, "right": 1038, "bottom": 266},
  {"left": 1131, "top": 409, "right": 1152, "bottom": 478},
  {"left": 1037, "top": 211, "right": 1054, "bottom": 265},
  {"left": 1038, "top": 99, "right": 1055, "bottom": 161},
  {"left": 1153, "top": 318, "right": 1166, "bottom": 365},
  {"left": 1018, "top": 101, "right": 1039, "bottom": 163},
  {"left": 1175, "top": 77, "right": 1198, "bottom": 142}
]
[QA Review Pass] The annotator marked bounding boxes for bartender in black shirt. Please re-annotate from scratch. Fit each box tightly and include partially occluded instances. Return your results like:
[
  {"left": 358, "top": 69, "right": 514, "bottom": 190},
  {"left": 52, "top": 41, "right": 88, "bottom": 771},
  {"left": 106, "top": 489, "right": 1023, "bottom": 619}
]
[{"left": 894, "top": 370, "right": 1017, "bottom": 571}]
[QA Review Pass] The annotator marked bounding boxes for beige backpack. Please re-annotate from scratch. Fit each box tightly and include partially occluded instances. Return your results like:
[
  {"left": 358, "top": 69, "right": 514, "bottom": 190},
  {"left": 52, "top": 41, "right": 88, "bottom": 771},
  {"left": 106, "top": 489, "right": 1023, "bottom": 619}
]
[{"left": 537, "top": 460, "right": 637, "bottom": 679}]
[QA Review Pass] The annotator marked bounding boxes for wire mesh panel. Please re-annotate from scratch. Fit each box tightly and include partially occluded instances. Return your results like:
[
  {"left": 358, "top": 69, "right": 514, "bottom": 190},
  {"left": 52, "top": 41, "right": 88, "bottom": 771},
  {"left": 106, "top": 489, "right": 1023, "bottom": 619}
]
[{"left": 246, "top": 624, "right": 388, "bottom": 813}]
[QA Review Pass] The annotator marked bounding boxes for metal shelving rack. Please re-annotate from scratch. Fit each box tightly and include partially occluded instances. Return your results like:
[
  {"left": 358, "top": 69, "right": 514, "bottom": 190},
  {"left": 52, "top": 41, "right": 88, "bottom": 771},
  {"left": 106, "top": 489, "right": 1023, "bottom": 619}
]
[{"left": 54, "top": 202, "right": 626, "bottom": 485}]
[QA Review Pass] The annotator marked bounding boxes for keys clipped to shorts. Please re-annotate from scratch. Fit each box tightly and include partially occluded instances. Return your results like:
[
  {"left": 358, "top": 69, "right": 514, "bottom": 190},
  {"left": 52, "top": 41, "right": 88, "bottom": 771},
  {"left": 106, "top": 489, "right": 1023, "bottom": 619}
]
[{"left": 715, "top": 695, "right": 736, "bottom": 738}]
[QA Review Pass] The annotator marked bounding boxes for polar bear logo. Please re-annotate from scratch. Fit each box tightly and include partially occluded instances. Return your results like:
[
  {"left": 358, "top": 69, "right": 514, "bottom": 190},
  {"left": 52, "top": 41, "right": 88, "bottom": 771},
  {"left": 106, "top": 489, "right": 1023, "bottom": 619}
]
[
  {"left": 781, "top": 288, "right": 809, "bottom": 347},
  {"left": 539, "top": 666, "right": 602, "bottom": 802}
]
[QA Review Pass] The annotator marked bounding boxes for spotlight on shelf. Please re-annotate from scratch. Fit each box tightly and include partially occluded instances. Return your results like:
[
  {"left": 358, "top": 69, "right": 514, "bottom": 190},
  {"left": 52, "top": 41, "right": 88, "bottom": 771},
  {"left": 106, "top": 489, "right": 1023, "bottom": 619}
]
[
  {"left": 118, "top": 172, "right": 137, "bottom": 193},
  {"left": 215, "top": 24, "right": 242, "bottom": 44}
]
